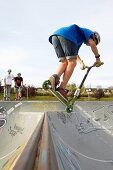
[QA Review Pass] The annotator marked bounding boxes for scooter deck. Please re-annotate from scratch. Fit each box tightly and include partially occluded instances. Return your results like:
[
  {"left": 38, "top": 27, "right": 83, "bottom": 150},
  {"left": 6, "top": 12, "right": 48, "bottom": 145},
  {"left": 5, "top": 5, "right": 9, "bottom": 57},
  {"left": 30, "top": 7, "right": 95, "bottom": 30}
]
[
  {"left": 42, "top": 80, "right": 73, "bottom": 112},
  {"left": 48, "top": 88, "right": 73, "bottom": 112},
  {"left": 48, "top": 88, "right": 69, "bottom": 106}
]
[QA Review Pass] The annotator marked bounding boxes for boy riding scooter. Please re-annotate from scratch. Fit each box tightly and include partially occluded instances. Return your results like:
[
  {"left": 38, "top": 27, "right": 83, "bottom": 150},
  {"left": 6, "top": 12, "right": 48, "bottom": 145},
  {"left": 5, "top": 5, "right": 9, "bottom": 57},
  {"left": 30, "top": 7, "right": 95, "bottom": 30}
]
[
  {"left": 43, "top": 24, "right": 103, "bottom": 112},
  {"left": 48, "top": 24, "right": 102, "bottom": 100}
]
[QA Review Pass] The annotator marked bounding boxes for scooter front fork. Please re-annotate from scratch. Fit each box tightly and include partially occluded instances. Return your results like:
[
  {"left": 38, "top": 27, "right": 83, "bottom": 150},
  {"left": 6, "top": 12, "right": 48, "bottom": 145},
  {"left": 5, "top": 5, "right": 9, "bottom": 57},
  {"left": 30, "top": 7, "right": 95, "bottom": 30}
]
[{"left": 66, "top": 88, "right": 81, "bottom": 113}]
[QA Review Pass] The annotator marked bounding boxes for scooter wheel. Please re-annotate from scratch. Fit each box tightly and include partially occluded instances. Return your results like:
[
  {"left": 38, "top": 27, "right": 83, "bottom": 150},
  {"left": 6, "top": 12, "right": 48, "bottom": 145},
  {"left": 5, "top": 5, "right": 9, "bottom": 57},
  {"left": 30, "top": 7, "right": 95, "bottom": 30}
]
[
  {"left": 66, "top": 105, "right": 73, "bottom": 113},
  {"left": 42, "top": 80, "right": 51, "bottom": 90}
]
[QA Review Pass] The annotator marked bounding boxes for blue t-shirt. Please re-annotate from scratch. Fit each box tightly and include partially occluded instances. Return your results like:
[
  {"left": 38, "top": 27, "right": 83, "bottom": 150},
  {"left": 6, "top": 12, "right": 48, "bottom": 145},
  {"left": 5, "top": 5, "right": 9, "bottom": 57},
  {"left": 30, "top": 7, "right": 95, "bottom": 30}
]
[{"left": 49, "top": 24, "right": 95, "bottom": 50}]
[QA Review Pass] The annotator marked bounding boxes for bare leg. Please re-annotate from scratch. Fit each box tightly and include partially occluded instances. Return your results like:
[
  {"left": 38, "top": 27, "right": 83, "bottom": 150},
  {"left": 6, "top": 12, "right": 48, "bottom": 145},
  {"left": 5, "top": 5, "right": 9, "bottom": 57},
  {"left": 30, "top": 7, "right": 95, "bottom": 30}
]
[
  {"left": 49, "top": 59, "right": 68, "bottom": 90},
  {"left": 60, "top": 58, "right": 77, "bottom": 88},
  {"left": 56, "top": 59, "right": 68, "bottom": 77},
  {"left": 19, "top": 91, "right": 22, "bottom": 98},
  {"left": 16, "top": 92, "right": 18, "bottom": 99}
]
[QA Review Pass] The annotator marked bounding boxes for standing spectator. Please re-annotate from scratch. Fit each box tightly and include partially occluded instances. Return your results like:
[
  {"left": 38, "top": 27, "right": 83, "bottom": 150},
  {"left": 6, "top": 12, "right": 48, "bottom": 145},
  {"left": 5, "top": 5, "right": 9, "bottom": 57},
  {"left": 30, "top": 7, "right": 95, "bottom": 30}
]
[
  {"left": 4, "top": 69, "right": 14, "bottom": 101},
  {"left": 14, "top": 73, "right": 23, "bottom": 100}
]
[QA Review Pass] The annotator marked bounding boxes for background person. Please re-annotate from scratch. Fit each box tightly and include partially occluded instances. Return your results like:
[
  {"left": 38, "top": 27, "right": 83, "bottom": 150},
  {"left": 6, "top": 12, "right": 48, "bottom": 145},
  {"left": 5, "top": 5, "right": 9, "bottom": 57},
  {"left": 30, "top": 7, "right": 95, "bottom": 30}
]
[
  {"left": 14, "top": 73, "right": 23, "bottom": 100},
  {"left": 4, "top": 69, "right": 14, "bottom": 101}
]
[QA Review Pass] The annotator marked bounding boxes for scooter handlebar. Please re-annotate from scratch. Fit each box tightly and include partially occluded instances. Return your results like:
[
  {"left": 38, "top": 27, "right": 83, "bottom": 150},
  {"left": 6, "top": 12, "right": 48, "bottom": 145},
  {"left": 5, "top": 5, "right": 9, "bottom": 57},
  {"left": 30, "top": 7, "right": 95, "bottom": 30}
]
[{"left": 86, "top": 61, "right": 104, "bottom": 69}]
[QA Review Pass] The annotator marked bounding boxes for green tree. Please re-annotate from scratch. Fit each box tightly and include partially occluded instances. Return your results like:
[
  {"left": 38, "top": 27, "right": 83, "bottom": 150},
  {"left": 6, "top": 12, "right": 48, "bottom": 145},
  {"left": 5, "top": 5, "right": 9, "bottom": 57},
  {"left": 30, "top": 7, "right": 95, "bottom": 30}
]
[
  {"left": 22, "top": 86, "right": 37, "bottom": 97},
  {"left": 66, "top": 83, "right": 76, "bottom": 97},
  {"left": 94, "top": 88, "right": 104, "bottom": 100}
]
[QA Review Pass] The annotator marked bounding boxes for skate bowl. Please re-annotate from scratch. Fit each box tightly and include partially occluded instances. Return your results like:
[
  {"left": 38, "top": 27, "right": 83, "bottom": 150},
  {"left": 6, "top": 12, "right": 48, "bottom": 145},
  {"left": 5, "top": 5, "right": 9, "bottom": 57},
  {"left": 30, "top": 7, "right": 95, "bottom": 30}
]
[
  {"left": 0, "top": 101, "right": 65, "bottom": 170},
  {"left": 0, "top": 101, "right": 113, "bottom": 170}
]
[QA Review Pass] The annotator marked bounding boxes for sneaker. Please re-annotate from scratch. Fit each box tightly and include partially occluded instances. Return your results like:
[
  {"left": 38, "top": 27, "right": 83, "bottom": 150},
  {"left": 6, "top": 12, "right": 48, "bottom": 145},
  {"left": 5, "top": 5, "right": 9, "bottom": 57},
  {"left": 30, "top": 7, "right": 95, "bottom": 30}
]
[
  {"left": 7, "top": 97, "right": 10, "bottom": 101},
  {"left": 56, "top": 87, "right": 68, "bottom": 100},
  {"left": 49, "top": 74, "right": 60, "bottom": 90},
  {"left": 3, "top": 97, "right": 6, "bottom": 101},
  {"left": 19, "top": 97, "right": 22, "bottom": 101}
]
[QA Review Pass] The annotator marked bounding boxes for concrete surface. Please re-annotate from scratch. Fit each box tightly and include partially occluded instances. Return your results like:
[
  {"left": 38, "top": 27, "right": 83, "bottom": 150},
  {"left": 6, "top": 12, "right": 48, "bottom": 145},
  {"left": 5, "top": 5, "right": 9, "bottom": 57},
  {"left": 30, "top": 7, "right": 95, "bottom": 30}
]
[
  {"left": 0, "top": 101, "right": 44, "bottom": 170},
  {"left": 47, "top": 101, "right": 113, "bottom": 170},
  {"left": 0, "top": 101, "right": 113, "bottom": 170}
]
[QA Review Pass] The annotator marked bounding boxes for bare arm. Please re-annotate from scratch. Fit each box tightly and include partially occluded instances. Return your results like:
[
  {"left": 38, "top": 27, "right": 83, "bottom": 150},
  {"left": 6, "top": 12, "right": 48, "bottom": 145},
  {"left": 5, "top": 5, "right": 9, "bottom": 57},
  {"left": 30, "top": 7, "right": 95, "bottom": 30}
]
[
  {"left": 4, "top": 78, "right": 6, "bottom": 87},
  {"left": 21, "top": 81, "right": 23, "bottom": 86},
  {"left": 88, "top": 38, "right": 103, "bottom": 66},
  {"left": 77, "top": 55, "right": 83, "bottom": 64},
  {"left": 77, "top": 55, "right": 87, "bottom": 70},
  {"left": 88, "top": 38, "right": 100, "bottom": 57}
]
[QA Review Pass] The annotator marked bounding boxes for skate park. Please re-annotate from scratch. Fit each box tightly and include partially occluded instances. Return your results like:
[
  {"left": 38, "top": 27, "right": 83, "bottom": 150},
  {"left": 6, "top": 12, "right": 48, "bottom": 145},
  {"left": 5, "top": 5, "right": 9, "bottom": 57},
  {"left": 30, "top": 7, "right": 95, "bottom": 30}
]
[
  {"left": 0, "top": 101, "right": 113, "bottom": 170},
  {"left": 0, "top": 0, "right": 113, "bottom": 169}
]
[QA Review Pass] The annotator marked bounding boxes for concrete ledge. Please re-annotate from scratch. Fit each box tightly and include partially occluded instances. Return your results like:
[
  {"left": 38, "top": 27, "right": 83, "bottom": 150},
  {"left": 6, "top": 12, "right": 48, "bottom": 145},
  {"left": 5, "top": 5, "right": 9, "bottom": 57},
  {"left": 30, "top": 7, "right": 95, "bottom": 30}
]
[
  {"left": 13, "top": 114, "right": 44, "bottom": 170},
  {"left": 36, "top": 114, "right": 59, "bottom": 170}
]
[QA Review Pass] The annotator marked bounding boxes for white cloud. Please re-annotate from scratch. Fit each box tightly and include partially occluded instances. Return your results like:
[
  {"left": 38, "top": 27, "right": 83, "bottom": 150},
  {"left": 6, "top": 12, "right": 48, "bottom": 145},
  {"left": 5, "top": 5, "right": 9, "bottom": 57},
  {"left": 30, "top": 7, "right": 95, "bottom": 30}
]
[{"left": 0, "top": 47, "right": 28, "bottom": 75}]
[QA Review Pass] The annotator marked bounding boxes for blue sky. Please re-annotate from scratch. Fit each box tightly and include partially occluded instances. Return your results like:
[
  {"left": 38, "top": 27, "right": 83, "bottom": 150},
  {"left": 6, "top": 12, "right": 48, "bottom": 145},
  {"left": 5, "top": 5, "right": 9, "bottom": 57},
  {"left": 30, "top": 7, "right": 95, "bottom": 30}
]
[{"left": 0, "top": 0, "right": 112, "bottom": 88}]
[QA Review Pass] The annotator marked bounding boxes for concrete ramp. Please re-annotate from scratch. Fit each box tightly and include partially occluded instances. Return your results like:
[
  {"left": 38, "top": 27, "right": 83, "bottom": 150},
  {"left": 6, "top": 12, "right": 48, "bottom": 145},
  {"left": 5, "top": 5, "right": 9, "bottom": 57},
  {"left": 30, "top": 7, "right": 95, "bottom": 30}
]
[
  {"left": 0, "top": 101, "right": 113, "bottom": 170},
  {"left": 0, "top": 101, "right": 44, "bottom": 170},
  {"left": 47, "top": 101, "right": 113, "bottom": 170}
]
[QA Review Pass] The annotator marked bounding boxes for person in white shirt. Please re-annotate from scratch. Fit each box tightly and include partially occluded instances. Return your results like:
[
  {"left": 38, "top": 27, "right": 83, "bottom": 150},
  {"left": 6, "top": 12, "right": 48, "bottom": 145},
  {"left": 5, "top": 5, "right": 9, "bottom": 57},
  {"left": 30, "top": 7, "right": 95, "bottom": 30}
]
[{"left": 4, "top": 69, "right": 14, "bottom": 101}]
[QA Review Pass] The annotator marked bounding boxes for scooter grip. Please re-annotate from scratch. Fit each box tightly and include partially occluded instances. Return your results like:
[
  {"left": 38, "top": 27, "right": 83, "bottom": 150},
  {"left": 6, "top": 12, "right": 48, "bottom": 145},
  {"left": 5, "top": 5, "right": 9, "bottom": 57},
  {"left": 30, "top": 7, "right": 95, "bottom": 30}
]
[{"left": 95, "top": 61, "right": 104, "bottom": 67}]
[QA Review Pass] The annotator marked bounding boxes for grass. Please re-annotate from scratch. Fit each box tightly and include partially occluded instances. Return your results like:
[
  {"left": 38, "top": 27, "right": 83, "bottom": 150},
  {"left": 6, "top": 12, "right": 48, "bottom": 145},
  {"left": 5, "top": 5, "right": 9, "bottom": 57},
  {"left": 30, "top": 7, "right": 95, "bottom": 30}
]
[
  {"left": 25, "top": 95, "right": 57, "bottom": 101},
  {"left": 77, "top": 97, "right": 113, "bottom": 101},
  {"left": 0, "top": 93, "right": 57, "bottom": 101},
  {"left": 0, "top": 93, "right": 113, "bottom": 101}
]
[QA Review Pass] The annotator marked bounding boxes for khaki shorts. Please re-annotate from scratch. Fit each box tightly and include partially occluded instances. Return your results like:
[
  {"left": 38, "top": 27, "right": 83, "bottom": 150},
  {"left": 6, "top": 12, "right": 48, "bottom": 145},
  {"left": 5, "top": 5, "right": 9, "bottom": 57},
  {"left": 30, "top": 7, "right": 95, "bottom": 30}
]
[{"left": 14, "top": 86, "right": 22, "bottom": 93}]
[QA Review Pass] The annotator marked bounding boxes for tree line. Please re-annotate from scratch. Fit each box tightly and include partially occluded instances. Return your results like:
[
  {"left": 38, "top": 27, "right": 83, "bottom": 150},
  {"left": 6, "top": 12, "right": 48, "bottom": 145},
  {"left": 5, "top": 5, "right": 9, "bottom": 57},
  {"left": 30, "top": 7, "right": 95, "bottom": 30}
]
[{"left": 0, "top": 84, "right": 113, "bottom": 99}]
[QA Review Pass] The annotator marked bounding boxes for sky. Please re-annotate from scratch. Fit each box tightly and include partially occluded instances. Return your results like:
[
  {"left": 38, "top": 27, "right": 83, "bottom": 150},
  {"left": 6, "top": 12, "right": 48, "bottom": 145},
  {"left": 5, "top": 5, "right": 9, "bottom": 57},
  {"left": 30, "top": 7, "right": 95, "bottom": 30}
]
[{"left": 0, "top": 0, "right": 113, "bottom": 88}]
